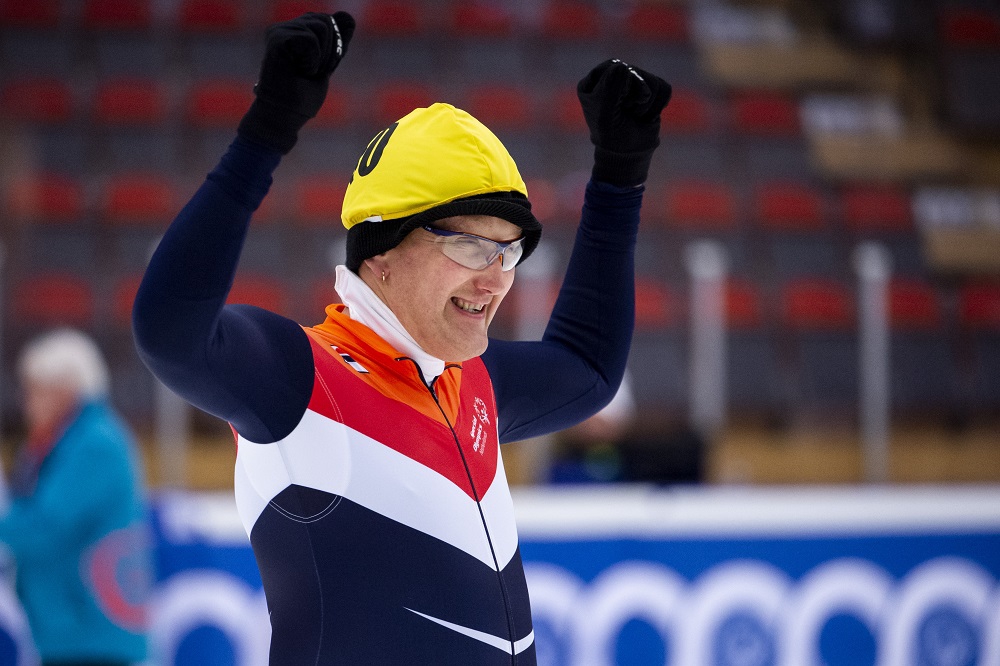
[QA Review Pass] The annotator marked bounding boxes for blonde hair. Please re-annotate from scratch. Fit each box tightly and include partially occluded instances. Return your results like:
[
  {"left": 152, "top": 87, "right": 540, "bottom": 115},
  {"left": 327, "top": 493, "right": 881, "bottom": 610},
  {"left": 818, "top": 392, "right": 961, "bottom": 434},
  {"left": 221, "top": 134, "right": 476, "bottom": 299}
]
[{"left": 18, "top": 328, "right": 110, "bottom": 399}]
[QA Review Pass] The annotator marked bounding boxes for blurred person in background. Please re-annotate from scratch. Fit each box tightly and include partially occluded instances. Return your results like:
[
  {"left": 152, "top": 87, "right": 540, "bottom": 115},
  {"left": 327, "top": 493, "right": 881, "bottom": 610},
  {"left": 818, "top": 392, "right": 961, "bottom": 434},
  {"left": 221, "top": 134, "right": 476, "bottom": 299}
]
[
  {"left": 0, "top": 328, "right": 150, "bottom": 666},
  {"left": 133, "top": 10, "right": 670, "bottom": 663},
  {"left": 548, "top": 372, "right": 638, "bottom": 483},
  {"left": 548, "top": 373, "right": 706, "bottom": 484}
]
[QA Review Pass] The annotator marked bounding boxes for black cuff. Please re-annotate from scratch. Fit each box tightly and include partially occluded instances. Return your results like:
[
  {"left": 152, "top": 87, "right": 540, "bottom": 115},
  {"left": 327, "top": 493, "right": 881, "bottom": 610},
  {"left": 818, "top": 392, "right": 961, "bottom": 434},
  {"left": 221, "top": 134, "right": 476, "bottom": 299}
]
[
  {"left": 236, "top": 97, "right": 310, "bottom": 155},
  {"left": 591, "top": 144, "right": 657, "bottom": 187}
]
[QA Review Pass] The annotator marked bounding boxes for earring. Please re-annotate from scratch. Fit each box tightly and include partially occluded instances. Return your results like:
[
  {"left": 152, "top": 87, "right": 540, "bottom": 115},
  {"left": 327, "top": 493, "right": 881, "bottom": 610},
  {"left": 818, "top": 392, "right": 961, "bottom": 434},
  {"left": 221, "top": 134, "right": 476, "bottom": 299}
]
[{"left": 381, "top": 271, "right": 386, "bottom": 283}]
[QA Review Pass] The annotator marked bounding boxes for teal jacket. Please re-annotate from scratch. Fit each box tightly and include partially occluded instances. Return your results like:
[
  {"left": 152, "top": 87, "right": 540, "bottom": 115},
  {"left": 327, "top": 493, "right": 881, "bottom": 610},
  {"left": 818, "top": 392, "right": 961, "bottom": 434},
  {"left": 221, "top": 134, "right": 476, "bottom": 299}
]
[{"left": 0, "top": 400, "right": 150, "bottom": 662}]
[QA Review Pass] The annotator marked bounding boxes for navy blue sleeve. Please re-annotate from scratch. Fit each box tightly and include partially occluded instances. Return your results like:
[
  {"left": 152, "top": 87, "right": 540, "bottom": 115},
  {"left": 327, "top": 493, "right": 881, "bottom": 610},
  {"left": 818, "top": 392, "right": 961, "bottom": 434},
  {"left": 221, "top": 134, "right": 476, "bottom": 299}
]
[
  {"left": 483, "top": 180, "right": 641, "bottom": 443},
  {"left": 132, "top": 137, "right": 314, "bottom": 444}
]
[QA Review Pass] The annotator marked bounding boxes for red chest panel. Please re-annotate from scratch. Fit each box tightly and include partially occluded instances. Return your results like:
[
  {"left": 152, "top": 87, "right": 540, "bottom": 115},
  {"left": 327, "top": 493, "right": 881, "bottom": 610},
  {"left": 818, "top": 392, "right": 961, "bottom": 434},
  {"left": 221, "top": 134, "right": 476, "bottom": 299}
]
[{"left": 304, "top": 333, "right": 500, "bottom": 500}]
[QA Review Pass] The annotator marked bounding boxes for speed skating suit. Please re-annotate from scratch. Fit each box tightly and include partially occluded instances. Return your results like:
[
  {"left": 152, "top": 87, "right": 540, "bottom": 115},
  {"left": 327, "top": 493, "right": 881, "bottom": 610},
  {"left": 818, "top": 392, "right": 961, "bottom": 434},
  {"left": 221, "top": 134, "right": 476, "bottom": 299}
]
[{"left": 133, "top": 136, "right": 643, "bottom": 664}]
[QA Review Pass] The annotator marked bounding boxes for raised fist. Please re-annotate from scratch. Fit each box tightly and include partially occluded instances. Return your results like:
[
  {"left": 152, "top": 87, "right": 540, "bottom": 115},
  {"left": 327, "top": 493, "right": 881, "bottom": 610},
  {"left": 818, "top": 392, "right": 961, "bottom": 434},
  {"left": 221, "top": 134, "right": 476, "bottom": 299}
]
[
  {"left": 577, "top": 59, "right": 672, "bottom": 186},
  {"left": 238, "top": 11, "right": 356, "bottom": 154}
]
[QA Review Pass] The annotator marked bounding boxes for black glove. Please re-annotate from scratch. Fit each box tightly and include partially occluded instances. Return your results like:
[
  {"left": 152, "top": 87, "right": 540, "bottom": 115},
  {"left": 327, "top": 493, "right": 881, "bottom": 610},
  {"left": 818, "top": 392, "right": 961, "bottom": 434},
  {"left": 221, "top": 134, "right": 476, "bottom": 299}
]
[
  {"left": 238, "top": 11, "right": 356, "bottom": 154},
  {"left": 577, "top": 59, "right": 672, "bottom": 187}
]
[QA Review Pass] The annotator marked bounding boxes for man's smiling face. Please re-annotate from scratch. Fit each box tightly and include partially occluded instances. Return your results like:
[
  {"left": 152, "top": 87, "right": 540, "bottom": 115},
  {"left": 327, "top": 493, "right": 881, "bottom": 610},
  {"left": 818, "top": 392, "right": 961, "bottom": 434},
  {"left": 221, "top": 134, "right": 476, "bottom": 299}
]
[{"left": 362, "top": 214, "right": 521, "bottom": 362}]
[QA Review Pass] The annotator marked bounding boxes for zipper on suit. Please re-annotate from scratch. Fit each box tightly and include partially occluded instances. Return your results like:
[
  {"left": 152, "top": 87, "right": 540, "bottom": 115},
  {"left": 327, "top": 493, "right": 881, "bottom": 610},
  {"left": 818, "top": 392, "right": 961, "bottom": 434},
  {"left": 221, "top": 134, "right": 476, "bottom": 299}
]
[{"left": 405, "top": 358, "right": 519, "bottom": 661}]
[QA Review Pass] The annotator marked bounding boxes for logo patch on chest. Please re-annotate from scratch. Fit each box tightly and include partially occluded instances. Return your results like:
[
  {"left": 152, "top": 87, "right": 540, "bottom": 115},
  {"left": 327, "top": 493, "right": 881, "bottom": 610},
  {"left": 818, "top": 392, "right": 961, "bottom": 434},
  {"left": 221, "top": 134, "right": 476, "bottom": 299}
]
[{"left": 470, "top": 397, "right": 490, "bottom": 455}]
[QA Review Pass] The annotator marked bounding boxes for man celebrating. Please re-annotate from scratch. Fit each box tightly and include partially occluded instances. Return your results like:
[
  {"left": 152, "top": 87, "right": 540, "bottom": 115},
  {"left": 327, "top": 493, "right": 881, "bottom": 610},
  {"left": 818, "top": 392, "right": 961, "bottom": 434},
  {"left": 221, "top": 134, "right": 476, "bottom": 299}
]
[{"left": 133, "top": 11, "right": 670, "bottom": 664}]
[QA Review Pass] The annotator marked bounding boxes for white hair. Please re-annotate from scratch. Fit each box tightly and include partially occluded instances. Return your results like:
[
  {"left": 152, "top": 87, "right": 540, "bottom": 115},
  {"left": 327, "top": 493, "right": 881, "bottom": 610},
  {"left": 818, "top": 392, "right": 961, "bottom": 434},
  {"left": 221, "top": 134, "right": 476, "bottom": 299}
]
[{"left": 18, "top": 328, "right": 110, "bottom": 400}]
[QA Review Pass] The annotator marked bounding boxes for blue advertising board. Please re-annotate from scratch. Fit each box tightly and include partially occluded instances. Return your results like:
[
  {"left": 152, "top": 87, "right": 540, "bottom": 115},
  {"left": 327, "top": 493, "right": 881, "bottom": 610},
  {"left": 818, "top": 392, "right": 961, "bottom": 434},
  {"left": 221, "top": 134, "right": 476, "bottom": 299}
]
[
  {"left": 1, "top": 485, "right": 999, "bottom": 665},
  {"left": 513, "top": 486, "right": 1000, "bottom": 666}
]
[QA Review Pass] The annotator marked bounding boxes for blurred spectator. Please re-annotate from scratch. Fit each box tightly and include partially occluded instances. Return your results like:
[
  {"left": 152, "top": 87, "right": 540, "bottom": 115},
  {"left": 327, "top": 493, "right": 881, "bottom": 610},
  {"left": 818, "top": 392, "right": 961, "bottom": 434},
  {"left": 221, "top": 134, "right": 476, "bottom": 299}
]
[
  {"left": 0, "top": 329, "right": 151, "bottom": 666},
  {"left": 548, "top": 372, "right": 637, "bottom": 483},
  {"left": 548, "top": 373, "right": 706, "bottom": 484}
]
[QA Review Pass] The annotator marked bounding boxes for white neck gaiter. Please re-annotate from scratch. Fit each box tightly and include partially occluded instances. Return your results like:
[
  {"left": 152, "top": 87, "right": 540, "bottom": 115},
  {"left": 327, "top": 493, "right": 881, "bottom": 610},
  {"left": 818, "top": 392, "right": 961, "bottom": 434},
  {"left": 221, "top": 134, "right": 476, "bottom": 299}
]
[{"left": 334, "top": 265, "right": 445, "bottom": 385}]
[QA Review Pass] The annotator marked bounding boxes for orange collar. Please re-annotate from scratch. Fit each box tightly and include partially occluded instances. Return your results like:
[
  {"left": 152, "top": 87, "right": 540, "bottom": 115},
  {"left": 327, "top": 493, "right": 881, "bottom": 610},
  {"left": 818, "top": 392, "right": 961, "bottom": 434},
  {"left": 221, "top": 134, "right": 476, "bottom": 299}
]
[
  {"left": 307, "top": 304, "right": 465, "bottom": 425},
  {"left": 310, "top": 304, "right": 463, "bottom": 386},
  {"left": 314, "top": 304, "right": 407, "bottom": 361}
]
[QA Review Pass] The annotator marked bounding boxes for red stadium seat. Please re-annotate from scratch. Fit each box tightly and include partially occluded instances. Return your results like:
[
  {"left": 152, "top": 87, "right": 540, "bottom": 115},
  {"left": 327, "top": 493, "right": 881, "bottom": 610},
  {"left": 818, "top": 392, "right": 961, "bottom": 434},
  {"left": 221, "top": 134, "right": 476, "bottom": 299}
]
[
  {"left": 550, "top": 172, "right": 589, "bottom": 221},
  {"left": 465, "top": 85, "right": 533, "bottom": 130},
  {"left": 940, "top": 8, "right": 1000, "bottom": 49},
  {"left": 308, "top": 276, "right": 341, "bottom": 319},
  {"left": 889, "top": 279, "right": 942, "bottom": 330},
  {"left": 82, "top": 0, "right": 152, "bottom": 30},
  {"left": 0, "top": 78, "right": 73, "bottom": 124},
  {"left": 6, "top": 174, "right": 85, "bottom": 222},
  {"left": 782, "top": 280, "right": 860, "bottom": 409},
  {"left": 250, "top": 179, "right": 285, "bottom": 225},
  {"left": 781, "top": 278, "right": 854, "bottom": 330},
  {"left": 0, "top": 0, "right": 60, "bottom": 28},
  {"left": 228, "top": 274, "right": 289, "bottom": 314},
  {"left": 100, "top": 174, "right": 176, "bottom": 224},
  {"left": 664, "top": 180, "right": 737, "bottom": 230},
  {"left": 726, "top": 278, "right": 763, "bottom": 330},
  {"left": 841, "top": 184, "right": 912, "bottom": 232},
  {"left": 540, "top": 0, "right": 600, "bottom": 39},
  {"left": 177, "top": 0, "right": 241, "bottom": 32},
  {"left": 110, "top": 273, "right": 143, "bottom": 328},
  {"left": 523, "top": 178, "right": 558, "bottom": 224},
  {"left": 754, "top": 181, "right": 825, "bottom": 231},
  {"left": 958, "top": 282, "right": 1000, "bottom": 330},
  {"left": 727, "top": 279, "right": 781, "bottom": 412},
  {"left": 729, "top": 90, "right": 801, "bottom": 136},
  {"left": 311, "top": 84, "right": 351, "bottom": 127},
  {"left": 957, "top": 281, "right": 1000, "bottom": 407},
  {"left": 185, "top": 79, "right": 253, "bottom": 127},
  {"left": 12, "top": 273, "right": 95, "bottom": 326},
  {"left": 623, "top": 3, "right": 688, "bottom": 42},
  {"left": 373, "top": 82, "right": 436, "bottom": 126},
  {"left": 93, "top": 78, "right": 167, "bottom": 125},
  {"left": 265, "top": 0, "right": 331, "bottom": 24},
  {"left": 550, "top": 87, "right": 587, "bottom": 133},
  {"left": 448, "top": 2, "right": 514, "bottom": 37},
  {"left": 361, "top": 0, "right": 423, "bottom": 36},
  {"left": 661, "top": 88, "right": 713, "bottom": 135},
  {"left": 888, "top": 279, "right": 959, "bottom": 412},
  {"left": 293, "top": 175, "right": 347, "bottom": 226},
  {"left": 635, "top": 277, "right": 679, "bottom": 330}
]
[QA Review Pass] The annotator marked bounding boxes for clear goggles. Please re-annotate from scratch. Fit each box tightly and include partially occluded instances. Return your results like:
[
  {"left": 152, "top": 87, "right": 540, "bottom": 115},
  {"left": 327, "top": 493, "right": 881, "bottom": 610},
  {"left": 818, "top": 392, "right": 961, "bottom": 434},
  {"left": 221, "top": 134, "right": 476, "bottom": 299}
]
[{"left": 422, "top": 226, "right": 524, "bottom": 272}]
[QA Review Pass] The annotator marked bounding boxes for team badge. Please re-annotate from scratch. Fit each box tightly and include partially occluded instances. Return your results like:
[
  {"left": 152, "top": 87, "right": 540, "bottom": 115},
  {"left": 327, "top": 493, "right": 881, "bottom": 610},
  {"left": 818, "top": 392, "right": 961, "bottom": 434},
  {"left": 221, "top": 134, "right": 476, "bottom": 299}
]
[{"left": 470, "top": 397, "right": 490, "bottom": 455}]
